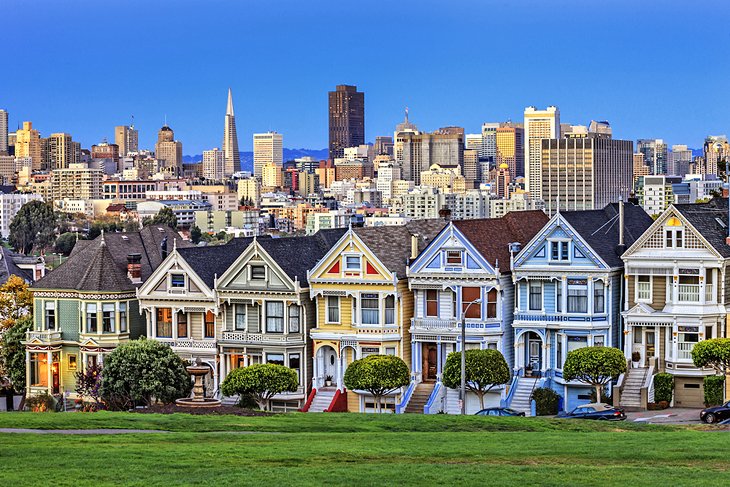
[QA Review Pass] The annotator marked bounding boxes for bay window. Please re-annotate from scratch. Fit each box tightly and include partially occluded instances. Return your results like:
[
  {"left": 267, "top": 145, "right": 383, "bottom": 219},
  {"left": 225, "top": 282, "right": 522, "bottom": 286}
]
[
  {"left": 102, "top": 303, "right": 116, "bottom": 333},
  {"left": 567, "top": 279, "right": 588, "bottom": 313},
  {"left": 384, "top": 295, "right": 395, "bottom": 325},
  {"left": 486, "top": 289, "right": 497, "bottom": 319},
  {"left": 177, "top": 312, "right": 188, "bottom": 338},
  {"left": 327, "top": 296, "right": 340, "bottom": 323},
  {"left": 462, "top": 287, "right": 481, "bottom": 319},
  {"left": 266, "top": 301, "right": 285, "bottom": 333},
  {"left": 567, "top": 336, "right": 588, "bottom": 356},
  {"left": 678, "top": 325, "right": 699, "bottom": 360},
  {"left": 593, "top": 283, "right": 605, "bottom": 313},
  {"left": 119, "top": 302, "right": 128, "bottom": 333},
  {"left": 289, "top": 353, "right": 301, "bottom": 381},
  {"left": 425, "top": 290, "right": 438, "bottom": 317},
  {"left": 235, "top": 305, "right": 246, "bottom": 331},
  {"left": 204, "top": 311, "right": 215, "bottom": 338},
  {"left": 29, "top": 353, "right": 48, "bottom": 387},
  {"left": 266, "top": 353, "right": 285, "bottom": 365},
  {"left": 288, "top": 305, "right": 300, "bottom": 333},
  {"left": 156, "top": 308, "right": 172, "bottom": 338},
  {"left": 636, "top": 275, "right": 651, "bottom": 302},
  {"left": 86, "top": 303, "right": 98, "bottom": 333},
  {"left": 361, "top": 293, "right": 379, "bottom": 325},
  {"left": 529, "top": 282, "right": 542, "bottom": 311},
  {"left": 44, "top": 302, "right": 55, "bottom": 330}
]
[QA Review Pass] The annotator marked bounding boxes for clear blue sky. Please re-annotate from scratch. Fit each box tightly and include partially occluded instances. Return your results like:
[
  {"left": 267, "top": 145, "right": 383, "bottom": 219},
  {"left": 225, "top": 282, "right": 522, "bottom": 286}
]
[{"left": 3, "top": 0, "right": 729, "bottom": 154}]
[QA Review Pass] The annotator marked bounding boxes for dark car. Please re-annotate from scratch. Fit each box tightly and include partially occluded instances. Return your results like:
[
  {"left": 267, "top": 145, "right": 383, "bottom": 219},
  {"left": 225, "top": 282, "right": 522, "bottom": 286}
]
[
  {"left": 700, "top": 402, "right": 730, "bottom": 423},
  {"left": 558, "top": 403, "right": 626, "bottom": 421},
  {"left": 475, "top": 407, "right": 525, "bottom": 417}
]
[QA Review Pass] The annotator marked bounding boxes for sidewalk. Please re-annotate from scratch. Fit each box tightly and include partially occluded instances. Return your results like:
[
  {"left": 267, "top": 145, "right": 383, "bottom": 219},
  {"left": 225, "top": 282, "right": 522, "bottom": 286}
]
[{"left": 626, "top": 408, "right": 701, "bottom": 424}]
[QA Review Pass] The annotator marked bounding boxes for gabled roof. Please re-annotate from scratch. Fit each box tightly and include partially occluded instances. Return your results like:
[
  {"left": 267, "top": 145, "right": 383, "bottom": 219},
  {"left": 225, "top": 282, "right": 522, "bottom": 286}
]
[
  {"left": 352, "top": 220, "right": 447, "bottom": 277},
  {"left": 0, "top": 247, "right": 35, "bottom": 284},
  {"left": 559, "top": 203, "right": 653, "bottom": 268},
  {"left": 32, "top": 226, "right": 189, "bottom": 292},
  {"left": 453, "top": 211, "right": 549, "bottom": 269},
  {"left": 673, "top": 197, "right": 730, "bottom": 258},
  {"left": 176, "top": 237, "right": 259, "bottom": 288}
]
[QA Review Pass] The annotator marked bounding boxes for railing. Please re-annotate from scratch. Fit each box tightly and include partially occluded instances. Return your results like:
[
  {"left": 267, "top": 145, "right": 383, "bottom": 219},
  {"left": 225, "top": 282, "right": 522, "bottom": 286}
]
[
  {"left": 221, "top": 331, "right": 304, "bottom": 343},
  {"left": 677, "top": 342, "right": 694, "bottom": 360},
  {"left": 156, "top": 338, "right": 216, "bottom": 349},
  {"left": 411, "top": 318, "right": 500, "bottom": 332},
  {"left": 677, "top": 284, "right": 700, "bottom": 303},
  {"left": 25, "top": 330, "right": 62, "bottom": 342},
  {"left": 424, "top": 383, "right": 444, "bottom": 414},
  {"left": 395, "top": 381, "right": 416, "bottom": 414},
  {"left": 501, "top": 375, "right": 519, "bottom": 408},
  {"left": 705, "top": 284, "right": 715, "bottom": 303},
  {"left": 513, "top": 313, "right": 605, "bottom": 323}
]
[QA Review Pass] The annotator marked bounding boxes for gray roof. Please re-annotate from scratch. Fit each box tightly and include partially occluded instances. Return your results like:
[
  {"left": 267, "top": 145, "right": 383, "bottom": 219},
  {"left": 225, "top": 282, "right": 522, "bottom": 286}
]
[
  {"left": 674, "top": 197, "right": 730, "bottom": 258},
  {"left": 32, "top": 226, "right": 189, "bottom": 292},
  {"left": 176, "top": 237, "right": 258, "bottom": 288},
  {"left": 0, "top": 247, "right": 36, "bottom": 285},
  {"left": 560, "top": 203, "right": 654, "bottom": 268}
]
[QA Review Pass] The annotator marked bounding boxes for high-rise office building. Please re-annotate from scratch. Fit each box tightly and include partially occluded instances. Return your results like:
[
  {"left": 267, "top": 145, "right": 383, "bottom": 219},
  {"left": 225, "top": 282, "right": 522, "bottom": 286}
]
[
  {"left": 669, "top": 144, "right": 693, "bottom": 176},
  {"left": 115, "top": 125, "right": 139, "bottom": 156},
  {"left": 395, "top": 130, "right": 464, "bottom": 185},
  {"left": 703, "top": 136, "right": 728, "bottom": 176},
  {"left": 463, "top": 148, "right": 480, "bottom": 183},
  {"left": 15, "top": 122, "right": 42, "bottom": 170},
  {"left": 203, "top": 148, "right": 225, "bottom": 181},
  {"left": 253, "top": 131, "right": 283, "bottom": 180},
  {"left": 636, "top": 138, "right": 668, "bottom": 175},
  {"left": 222, "top": 88, "right": 240, "bottom": 177},
  {"left": 524, "top": 106, "right": 560, "bottom": 197},
  {"left": 328, "top": 85, "right": 364, "bottom": 160},
  {"left": 155, "top": 125, "right": 183, "bottom": 175},
  {"left": 374, "top": 136, "right": 394, "bottom": 156},
  {"left": 47, "top": 133, "right": 78, "bottom": 169},
  {"left": 633, "top": 152, "right": 650, "bottom": 184},
  {"left": 0, "top": 109, "right": 8, "bottom": 155},
  {"left": 541, "top": 133, "right": 633, "bottom": 215},
  {"left": 481, "top": 123, "right": 499, "bottom": 161},
  {"left": 495, "top": 124, "right": 524, "bottom": 180},
  {"left": 494, "top": 163, "right": 511, "bottom": 199}
]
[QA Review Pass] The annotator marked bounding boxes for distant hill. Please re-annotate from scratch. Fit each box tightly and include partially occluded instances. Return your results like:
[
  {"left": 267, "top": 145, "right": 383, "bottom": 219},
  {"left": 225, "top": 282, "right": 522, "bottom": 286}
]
[{"left": 183, "top": 148, "right": 329, "bottom": 172}]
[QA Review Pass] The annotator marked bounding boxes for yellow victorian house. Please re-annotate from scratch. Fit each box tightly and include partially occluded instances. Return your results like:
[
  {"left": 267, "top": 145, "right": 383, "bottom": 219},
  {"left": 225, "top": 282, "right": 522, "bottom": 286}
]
[{"left": 305, "top": 220, "right": 445, "bottom": 413}]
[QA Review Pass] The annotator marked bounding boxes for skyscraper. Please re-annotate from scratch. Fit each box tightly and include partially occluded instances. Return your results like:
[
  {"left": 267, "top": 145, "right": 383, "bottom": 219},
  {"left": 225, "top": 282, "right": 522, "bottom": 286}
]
[
  {"left": 524, "top": 106, "right": 560, "bottom": 197},
  {"left": 47, "top": 133, "right": 78, "bottom": 169},
  {"left": 0, "top": 109, "right": 8, "bottom": 155},
  {"left": 253, "top": 131, "right": 283, "bottom": 179},
  {"left": 155, "top": 125, "right": 183, "bottom": 175},
  {"left": 395, "top": 130, "right": 464, "bottom": 185},
  {"left": 222, "top": 88, "right": 240, "bottom": 177},
  {"left": 203, "top": 148, "right": 225, "bottom": 181},
  {"left": 328, "top": 85, "right": 364, "bottom": 160},
  {"left": 115, "top": 125, "right": 139, "bottom": 156},
  {"left": 15, "top": 122, "right": 42, "bottom": 170},
  {"left": 636, "top": 139, "right": 668, "bottom": 175},
  {"left": 495, "top": 124, "right": 524, "bottom": 181},
  {"left": 702, "top": 136, "right": 728, "bottom": 176}
]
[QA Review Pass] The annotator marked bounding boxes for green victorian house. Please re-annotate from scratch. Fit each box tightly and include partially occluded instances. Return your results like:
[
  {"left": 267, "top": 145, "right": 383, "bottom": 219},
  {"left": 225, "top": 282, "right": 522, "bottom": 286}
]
[{"left": 24, "top": 225, "right": 187, "bottom": 398}]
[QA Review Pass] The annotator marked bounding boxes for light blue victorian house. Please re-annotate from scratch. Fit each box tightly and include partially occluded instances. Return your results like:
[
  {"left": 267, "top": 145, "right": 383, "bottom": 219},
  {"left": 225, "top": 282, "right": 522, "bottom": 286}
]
[
  {"left": 402, "top": 211, "right": 548, "bottom": 414},
  {"left": 508, "top": 203, "right": 652, "bottom": 412}
]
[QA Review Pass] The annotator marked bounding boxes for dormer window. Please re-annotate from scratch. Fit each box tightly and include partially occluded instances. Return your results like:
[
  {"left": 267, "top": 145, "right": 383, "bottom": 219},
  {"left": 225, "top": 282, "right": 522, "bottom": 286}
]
[
  {"left": 251, "top": 265, "right": 266, "bottom": 280},
  {"left": 345, "top": 255, "right": 361, "bottom": 271},
  {"left": 550, "top": 241, "right": 569, "bottom": 261},
  {"left": 170, "top": 274, "right": 185, "bottom": 288},
  {"left": 446, "top": 250, "right": 462, "bottom": 266}
]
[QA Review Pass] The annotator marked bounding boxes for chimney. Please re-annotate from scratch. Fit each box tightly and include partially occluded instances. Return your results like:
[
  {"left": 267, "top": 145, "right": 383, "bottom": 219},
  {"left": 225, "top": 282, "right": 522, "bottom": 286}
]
[
  {"left": 160, "top": 235, "right": 168, "bottom": 260},
  {"left": 410, "top": 234, "right": 419, "bottom": 261},
  {"left": 127, "top": 253, "right": 142, "bottom": 284},
  {"left": 438, "top": 207, "right": 451, "bottom": 221}
]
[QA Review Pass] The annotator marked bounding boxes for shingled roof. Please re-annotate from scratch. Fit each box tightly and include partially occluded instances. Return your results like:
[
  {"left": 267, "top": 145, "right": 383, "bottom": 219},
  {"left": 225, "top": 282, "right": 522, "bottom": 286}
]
[
  {"left": 0, "top": 247, "right": 36, "bottom": 284},
  {"left": 32, "top": 226, "right": 189, "bottom": 292},
  {"left": 453, "top": 211, "right": 549, "bottom": 270},
  {"left": 176, "top": 237, "right": 259, "bottom": 288},
  {"left": 560, "top": 203, "right": 654, "bottom": 268},
  {"left": 354, "top": 219, "right": 447, "bottom": 277},
  {"left": 674, "top": 197, "right": 730, "bottom": 258}
]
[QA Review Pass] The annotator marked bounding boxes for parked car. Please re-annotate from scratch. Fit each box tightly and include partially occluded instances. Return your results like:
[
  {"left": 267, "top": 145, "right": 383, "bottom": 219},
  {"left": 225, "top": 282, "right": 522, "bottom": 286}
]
[
  {"left": 700, "top": 402, "right": 730, "bottom": 424},
  {"left": 475, "top": 407, "right": 525, "bottom": 417},
  {"left": 558, "top": 403, "right": 626, "bottom": 421}
]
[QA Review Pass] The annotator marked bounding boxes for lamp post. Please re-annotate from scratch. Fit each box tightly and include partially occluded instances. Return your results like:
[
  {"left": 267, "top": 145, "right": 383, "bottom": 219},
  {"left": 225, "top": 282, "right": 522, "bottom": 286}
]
[{"left": 461, "top": 298, "right": 482, "bottom": 415}]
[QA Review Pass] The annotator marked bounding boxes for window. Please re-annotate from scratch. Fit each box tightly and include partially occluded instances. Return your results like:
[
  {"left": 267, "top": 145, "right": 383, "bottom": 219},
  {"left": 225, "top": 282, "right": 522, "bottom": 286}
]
[
  {"left": 251, "top": 265, "right": 265, "bottom": 280},
  {"left": 361, "top": 347, "right": 379, "bottom": 358},
  {"left": 678, "top": 325, "right": 699, "bottom": 360},
  {"left": 462, "top": 287, "right": 481, "bottom": 319},
  {"left": 361, "top": 293, "right": 379, "bottom": 325},
  {"left": 452, "top": 291, "right": 457, "bottom": 318},
  {"left": 234, "top": 305, "right": 247, "bottom": 330},
  {"left": 593, "top": 283, "right": 605, "bottom": 313},
  {"left": 266, "top": 302, "right": 285, "bottom": 333},
  {"left": 593, "top": 335, "right": 605, "bottom": 347},
  {"left": 665, "top": 219, "right": 684, "bottom": 248},
  {"left": 446, "top": 250, "right": 462, "bottom": 265},
  {"left": 156, "top": 308, "right": 172, "bottom": 338},
  {"left": 678, "top": 275, "right": 700, "bottom": 302},
  {"left": 86, "top": 303, "right": 98, "bottom": 333},
  {"left": 567, "top": 336, "right": 588, "bottom": 354},
  {"left": 119, "top": 302, "right": 128, "bottom": 333},
  {"left": 556, "top": 282, "right": 563, "bottom": 312},
  {"left": 556, "top": 335, "right": 563, "bottom": 368},
  {"left": 550, "top": 241, "right": 569, "bottom": 261},
  {"left": 567, "top": 279, "right": 588, "bottom": 313},
  {"left": 102, "top": 303, "right": 115, "bottom": 333},
  {"left": 204, "top": 311, "right": 215, "bottom": 338},
  {"left": 266, "top": 353, "right": 285, "bottom": 366},
  {"left": 384, "top": 295, "right": 395, "bottom": 325},
  {"left": 289, "top": 353, "right": 301, "bottom": 380},
  {"left": 288, "top": 305, "right": 300, "bottom": 333},
  {"left": 327, "top": 296, "right": 340, "bottom": 323},
  {"left": 44, "top": 302, "right": 55, "bottom": 330},
  {"left": 529, "top": 282, "right": 542, "bottom": 311},
  {"left": 426, "top": 290, "right": 438, "bottom": 317},
  {"left": 705, "top": 325, "right": 713, "bottom": 340},
  {"left": 170, "top": 273, "right": 185, "bottom": 288},
  {"left": 345, "top": 255, "right": 361, "bottom": 271},
  {"left": 486, "top": 289, "right": 497, "bottom": 318},
  {"left": 385, "top": 347, "right": 396, "bottom": 356},
  {"left": 177, "top": 312, "right": 188, "bottom": 338},
  {"left": 634, "top": 330, "right": 643, "bottom": 344},
  {"left": 29, "top": 353, "right": 48, "bottom": 387},
  {"left": 636, "top": 275, "right": 651, "bottom": 302}
]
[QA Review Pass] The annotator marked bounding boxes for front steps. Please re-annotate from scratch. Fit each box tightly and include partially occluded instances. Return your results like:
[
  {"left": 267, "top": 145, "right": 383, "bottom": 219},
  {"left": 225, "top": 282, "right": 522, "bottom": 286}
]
[
  {"left": 308, "top": 387, "right": 337, "bottom": 412},
  {"left": 620, "top": 367, "right": 649, "bottom": 411},
  {"left": 509, "top": 377, "right": 539, "bottom": 415},
  {"left": 404, "top": 382, "right": 436, "bottom": 413}
]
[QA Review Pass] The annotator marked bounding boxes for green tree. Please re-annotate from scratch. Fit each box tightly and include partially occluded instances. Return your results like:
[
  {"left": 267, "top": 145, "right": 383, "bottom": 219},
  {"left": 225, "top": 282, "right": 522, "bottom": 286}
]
[
  {"left": 562, "top": 346, "right": 626, "bottom": 403},
  {"left": 143, "top": 207, "right": 178, "bottom": 228},
  {"left": 343, "top": 354, "right": 409, "bottom": 413},
  {"left": 9, "top": 200, "right": 57, "bottom": 255},
  {"left": 442, "top": 349, "right": 511, "bottom": 409},
  {"left": 220, "top": 363, "right": 298, "bottom": 411},
  {"left": 99, "top": 338, "right": 191, "bottom": 410},
  {"left": 691, "top": 338, "right": 730, "bottom": 375},
  {"left": 0, "top": 316, "right": 33, "bottom": 393},
  {"left": 54, "top": 232, "right": 77, "bottom": 256},
  {"left": 190, "top": 225, "right": 202, "bottom": 244}
]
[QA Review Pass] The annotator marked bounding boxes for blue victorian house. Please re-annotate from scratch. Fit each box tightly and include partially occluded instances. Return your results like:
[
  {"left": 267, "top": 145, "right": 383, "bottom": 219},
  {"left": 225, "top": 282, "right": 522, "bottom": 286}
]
[{"left": 508, "top": 203, "right": 652, "bottom": 412}]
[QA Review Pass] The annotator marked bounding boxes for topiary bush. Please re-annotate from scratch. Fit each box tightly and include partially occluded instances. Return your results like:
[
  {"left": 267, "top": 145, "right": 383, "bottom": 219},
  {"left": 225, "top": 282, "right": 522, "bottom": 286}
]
[
  {"left": 221, "top": 363, "right": 299, "bottom": 411},
  {"left": 653, "top": 373, "right": 674, "bottom": 404},
  {"left": 344, "top": 354, "right": 410, "bottom": 413},
  {"left": 704, "top": 375, "right": 725, "bottom": 407},
  {"left": 531, "top": 387, "right": 560, "bottom": 416}
]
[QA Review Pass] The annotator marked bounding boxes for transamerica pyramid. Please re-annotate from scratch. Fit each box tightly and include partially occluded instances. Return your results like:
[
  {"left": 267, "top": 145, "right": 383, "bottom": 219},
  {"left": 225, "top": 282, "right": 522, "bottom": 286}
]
[{"left": 222, "top": 88, "right": 240, "bottom": 177}]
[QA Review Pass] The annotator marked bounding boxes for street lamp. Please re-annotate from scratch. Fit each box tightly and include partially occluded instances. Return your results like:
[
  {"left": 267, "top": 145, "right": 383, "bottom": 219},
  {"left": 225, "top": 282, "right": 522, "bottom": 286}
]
[{"left": 461, "top": 298, "right": 482, "bottom": 415}]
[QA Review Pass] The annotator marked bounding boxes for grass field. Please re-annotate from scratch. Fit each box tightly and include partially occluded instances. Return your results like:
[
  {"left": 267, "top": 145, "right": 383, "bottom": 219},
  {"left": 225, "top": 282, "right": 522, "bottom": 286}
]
[{"left": 0, "top": 411, "right": 727, "bottom": 486}]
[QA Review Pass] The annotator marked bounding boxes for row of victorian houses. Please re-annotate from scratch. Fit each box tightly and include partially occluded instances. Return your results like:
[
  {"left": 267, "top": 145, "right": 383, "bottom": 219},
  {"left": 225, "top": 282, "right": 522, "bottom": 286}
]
[{"left": 22, "top": 196, "right": 730, "bottom": 413}]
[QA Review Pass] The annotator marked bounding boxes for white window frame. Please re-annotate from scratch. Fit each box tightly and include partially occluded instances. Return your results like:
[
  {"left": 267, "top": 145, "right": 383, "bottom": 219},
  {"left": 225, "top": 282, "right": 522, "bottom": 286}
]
[
  {"left": 250, "top": 265, "right": 266, "bottom": 281},
  {"left": 326, "top": 296, "right": 340, "bottom": 324},
  {"left": 344, "top": 254, "right": 361, "bottom": 272},
  {"left": 636, "top": 275, "right": 652, "bottom": 303},
  {"left": 169, "top": 273, "right": 186, "bottom": 289},
  {"left": 445, "top": 250, "right": 463, "bottom": 266},
  {"left": 528, "top": 281, "right": 543, "bottom": 311},
  {"left": 549, "top": 240, "right": 570, "bottom": 263}
]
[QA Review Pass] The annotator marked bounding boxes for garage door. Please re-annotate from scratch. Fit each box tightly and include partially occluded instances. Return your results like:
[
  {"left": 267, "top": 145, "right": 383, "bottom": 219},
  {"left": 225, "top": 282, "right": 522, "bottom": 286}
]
[{"left": 674, "top": 378, "right": 704, "bottom": 408}]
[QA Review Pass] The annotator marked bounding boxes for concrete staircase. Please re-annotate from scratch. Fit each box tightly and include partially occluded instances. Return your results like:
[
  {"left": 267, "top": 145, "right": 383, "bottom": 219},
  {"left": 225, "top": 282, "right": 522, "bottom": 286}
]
[
  {"left": 509, "top": 377, "right": 539, "bottom": 415},
  {"left": 620, "top": 367, "right": 649, "bottom": 410},
  {"left": 404, "top": 382, "right": 435, "bottom": 414},
  {"left": 308, "top": 387, "right": 337, "bottom": 412}
]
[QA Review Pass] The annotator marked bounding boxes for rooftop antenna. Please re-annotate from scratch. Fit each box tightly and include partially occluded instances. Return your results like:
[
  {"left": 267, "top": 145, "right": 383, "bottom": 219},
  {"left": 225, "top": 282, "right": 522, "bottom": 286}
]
[
  {"left": 164, "top": 114, "right": 167, "bottom": 126},
  {"left": 131, "top": 114, "right": 135, "bottom": 129}
]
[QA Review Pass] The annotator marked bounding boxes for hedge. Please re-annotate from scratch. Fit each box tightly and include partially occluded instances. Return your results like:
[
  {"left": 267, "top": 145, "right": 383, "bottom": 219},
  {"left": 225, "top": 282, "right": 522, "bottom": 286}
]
[
  {"left": 653, "top": 373, "right": 674, "bottom": 404},
  {"left": 704, "top": 375, "right": 725, "bottom": 407},
  {"left": 531, "top": 387, "right": 560, "bottom": 415}
]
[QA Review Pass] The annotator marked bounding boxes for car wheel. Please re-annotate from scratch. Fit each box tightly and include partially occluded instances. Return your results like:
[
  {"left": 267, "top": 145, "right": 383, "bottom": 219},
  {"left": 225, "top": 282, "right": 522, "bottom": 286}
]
[{"left": 704, "top": 413, "right": 716, "bottom": 424}]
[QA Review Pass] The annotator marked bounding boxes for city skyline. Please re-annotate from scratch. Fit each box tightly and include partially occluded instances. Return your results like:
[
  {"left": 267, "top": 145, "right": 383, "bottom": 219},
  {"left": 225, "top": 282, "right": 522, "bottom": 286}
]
[{"left": 3, "top": 0, "right": 729, "bottom": 154}]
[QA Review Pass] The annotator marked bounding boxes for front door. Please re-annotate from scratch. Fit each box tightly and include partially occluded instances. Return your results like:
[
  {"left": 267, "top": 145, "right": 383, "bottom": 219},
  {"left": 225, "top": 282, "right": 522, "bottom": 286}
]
[
  {"left": 527, "top": 334, "right": 541, "bottom": 375},
  {"left": 51, "top": 361, "right": 60, "bottom": 394},
  {"left": 644, "top": 330, "right": 656, "bottom": 366},
  {"left": 422, "top": 344, "right": 437, "bottom": 381}
]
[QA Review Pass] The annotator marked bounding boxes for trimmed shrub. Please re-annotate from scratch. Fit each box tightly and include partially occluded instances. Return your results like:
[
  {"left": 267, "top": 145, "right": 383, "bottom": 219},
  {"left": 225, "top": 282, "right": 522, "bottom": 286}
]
[
  {"left": 531, "top": 387, "right": 560, "bottom": 416},
  {"left": 26, "top": 392, "right": 56, "bottom": 412},
  {"left": 442, "top": 349, "right": 511, "bottom": 410},
  {"left": 704, "top": 375, "right": 725, "bottom": 407},
  {"left": 653, "top": 373, "right": 674, "bottom": 404},
  {"left": 344, "top": 355, "right": 409, "bottom": 413},
  {"left": 221, "top": 363, "right": 299, "bottom": 411}
]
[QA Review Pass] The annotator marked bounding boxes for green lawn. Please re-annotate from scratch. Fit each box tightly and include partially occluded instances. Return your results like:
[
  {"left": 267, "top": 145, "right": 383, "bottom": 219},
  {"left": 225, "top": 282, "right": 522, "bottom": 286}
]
[{"left": 0, "top": 412, "right": 727, "bottom": 486}]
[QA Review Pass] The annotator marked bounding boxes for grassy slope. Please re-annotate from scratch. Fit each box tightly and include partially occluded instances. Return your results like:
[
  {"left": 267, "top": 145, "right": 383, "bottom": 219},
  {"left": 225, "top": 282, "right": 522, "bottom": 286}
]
[{"left": 0, "top": 412, "right": 727, "bottom": 486}]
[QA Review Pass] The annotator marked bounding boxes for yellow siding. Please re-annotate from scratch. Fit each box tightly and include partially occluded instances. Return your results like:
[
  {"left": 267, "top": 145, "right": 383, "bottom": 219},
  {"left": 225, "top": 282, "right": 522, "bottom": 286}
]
[
  {"left": 347, "top": 392, "right": 360, "bottom": 412},
  {"left": 398, "top": 279, "right": 413, "bottom": 368}
]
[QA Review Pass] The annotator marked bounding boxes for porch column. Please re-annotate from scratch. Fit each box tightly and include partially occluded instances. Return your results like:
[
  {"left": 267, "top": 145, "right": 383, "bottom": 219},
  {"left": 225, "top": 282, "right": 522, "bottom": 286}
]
[
  {"left": 700, "top": 266, "right": 707, "bottom": 305},
  {"left": 46, "top": 350, "right": 52, "bottom": 393},
  {"left": 587, "top": 278, "right": 594, "bottom": 314},
  {"left": 312, "top": 348, "right": 318, "bottom": 388},
  {"left": 513, "top": 339, "right": 520, "bottom": 373},
  {"left": 336, "top": 350, "right": 343, "bottom": 390},
  {"left": 625, "top": 327, "right": 633, "bottom": 359},
  {"left": 25, "top": 350, "right": 30, "bottom": 393},
  {"left": 172, "top": 310, "right": 178, "bottom": 340},
  {"left": 436, "top": 340, "right": 443, "bottom": 379},
  {"left": 541, "top": 336, "right": 548, "bottom": 373},
  {"left": 671, "top": 322, "right": 678, "bottom": 362}
]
